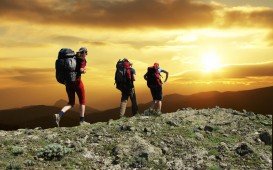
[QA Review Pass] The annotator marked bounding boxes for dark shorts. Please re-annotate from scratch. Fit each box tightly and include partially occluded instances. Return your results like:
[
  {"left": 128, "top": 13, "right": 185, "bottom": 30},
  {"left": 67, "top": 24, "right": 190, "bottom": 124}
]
[
  {"left": 149, "top": 85, "right": 163, "bottom": 101},
  {"left": 121, "top": 88, "right": 135, "bottom": 101},
  {"left": 66, "top": 78, "right": 85, "bottom": 106},
  {"left": 121, "top": 88, "right": 138, "bottom": 115}
]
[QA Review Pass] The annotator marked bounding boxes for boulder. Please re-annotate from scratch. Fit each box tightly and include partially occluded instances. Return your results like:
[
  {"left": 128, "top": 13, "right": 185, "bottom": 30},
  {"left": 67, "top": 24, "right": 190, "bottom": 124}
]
[{"left": 259, "top": 131, "right": 272, "bottom": 145}]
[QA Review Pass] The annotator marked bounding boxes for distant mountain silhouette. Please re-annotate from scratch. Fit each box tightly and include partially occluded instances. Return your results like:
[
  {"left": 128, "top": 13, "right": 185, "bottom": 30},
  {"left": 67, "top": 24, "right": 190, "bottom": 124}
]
[
  {"left": 0, "top": 86, "right": 272, "bottom": 130},
  {"left": 160, "top": 86, "right": 272, "bottom": 114},
  {"left": 85, "top": 86, "right": 273, "bottom": 122},
  {"left": 0, "top": 104, "right": 99, "bottom": 130}
]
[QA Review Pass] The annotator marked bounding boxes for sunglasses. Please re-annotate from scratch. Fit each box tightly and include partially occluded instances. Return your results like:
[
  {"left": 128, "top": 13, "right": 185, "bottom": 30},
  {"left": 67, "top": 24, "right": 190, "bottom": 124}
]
[{"left": 81, "top": 51, "right": 88, "bottom": 55}]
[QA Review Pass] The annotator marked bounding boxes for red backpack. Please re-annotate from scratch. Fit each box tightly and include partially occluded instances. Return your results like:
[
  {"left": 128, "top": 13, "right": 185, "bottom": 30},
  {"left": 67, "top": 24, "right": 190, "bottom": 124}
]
[{"left": 115, "top": 59, "right": 134, "bottom": 90}]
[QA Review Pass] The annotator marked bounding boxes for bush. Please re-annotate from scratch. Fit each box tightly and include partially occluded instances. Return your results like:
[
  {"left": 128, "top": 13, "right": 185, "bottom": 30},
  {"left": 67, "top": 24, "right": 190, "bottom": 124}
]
[
  {"left": 24, "top": 160, "right": 34, "bottom": 167},
  {"left": 11, "top": 146, "right": 24, "bottom": 156},
  {"left": 37, "top": 143, "right": 72, "bottom": 161},
  {"left": 6, "top": 161, "right": 21, "bottom": 170}
]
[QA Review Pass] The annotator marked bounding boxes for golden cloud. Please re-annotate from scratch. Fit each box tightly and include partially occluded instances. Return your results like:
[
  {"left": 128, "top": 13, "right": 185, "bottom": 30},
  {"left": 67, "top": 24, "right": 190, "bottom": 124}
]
[
  {"left": 0, "top": 0, "right": 272, "bottom": 29},
  {"left": 221, "top": 7, "right": 273, "bottom": 28},
  {"left": 0, "top": 67, "right": 54, "bottom": 84},
  {"left": 0, "top": 0, "right": 216, "bottom": 28},
  {"left": 173, "top": 62, "right": 273, "bottom": 81}
]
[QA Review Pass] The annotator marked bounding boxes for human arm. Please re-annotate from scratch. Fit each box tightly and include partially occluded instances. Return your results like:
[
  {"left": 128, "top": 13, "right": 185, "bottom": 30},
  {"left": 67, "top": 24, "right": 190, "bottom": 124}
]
[
  {"left": 131, "top": 68, "right": 136, "bottom": 81},
  {"left": 79, "top": 58, "right": 87, "bottom": 74},
  {"left": 161, "top": 70, "right": 169, "bottom": 82}
]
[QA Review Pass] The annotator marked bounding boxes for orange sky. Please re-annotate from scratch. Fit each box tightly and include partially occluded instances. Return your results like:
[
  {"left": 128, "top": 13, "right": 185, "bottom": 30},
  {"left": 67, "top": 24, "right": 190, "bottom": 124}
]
[{"left": 0, "top": 0, "right": 272, "bottom": 110}]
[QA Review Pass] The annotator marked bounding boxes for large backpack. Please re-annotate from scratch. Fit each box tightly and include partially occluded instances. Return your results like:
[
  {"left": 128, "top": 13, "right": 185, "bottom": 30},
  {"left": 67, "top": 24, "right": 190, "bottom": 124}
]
[
  {"left": 146, "top": 66, "right": 162, "bottom": 87},
  {"left": 55, "top": 48, "right": 77, "bottom": 84},
  {"left": 115, "top": 59, "right": 133, "bottom": 91}
]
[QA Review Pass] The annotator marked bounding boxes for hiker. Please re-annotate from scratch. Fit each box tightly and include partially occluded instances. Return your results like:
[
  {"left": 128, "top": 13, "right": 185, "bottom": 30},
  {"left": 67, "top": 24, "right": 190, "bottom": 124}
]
[
  {"left": 144, "top": 63, "right": 169, "bottom": 114},
  {"left": 55, "top": 47, "right": 88, "bottom": 126},
  {"left": 115, "top": 58, "right": 138, "bottom": 117}
]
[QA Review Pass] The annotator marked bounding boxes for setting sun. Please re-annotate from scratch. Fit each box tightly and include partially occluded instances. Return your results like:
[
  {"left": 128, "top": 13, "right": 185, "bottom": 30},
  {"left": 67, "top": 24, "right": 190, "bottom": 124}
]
[{"left": 201, "top": 51, "right": 222, "bottom": 72}]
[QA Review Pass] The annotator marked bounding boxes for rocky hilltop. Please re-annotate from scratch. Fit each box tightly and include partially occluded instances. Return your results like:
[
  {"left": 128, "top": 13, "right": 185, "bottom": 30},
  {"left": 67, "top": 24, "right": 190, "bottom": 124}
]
[{"left": 0, "top": 107, "right": 272, "bottom": 169}]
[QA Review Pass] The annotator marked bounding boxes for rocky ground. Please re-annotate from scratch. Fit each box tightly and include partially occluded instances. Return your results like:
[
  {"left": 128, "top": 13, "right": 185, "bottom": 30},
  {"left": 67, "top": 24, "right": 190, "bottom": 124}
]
[{"left": 0, "top": 107, "right": 272, "bottom": 169}]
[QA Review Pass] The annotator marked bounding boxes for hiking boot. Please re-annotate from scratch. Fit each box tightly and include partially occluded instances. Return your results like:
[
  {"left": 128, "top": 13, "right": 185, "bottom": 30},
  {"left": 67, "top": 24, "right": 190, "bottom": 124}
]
[
  {"left": 134, "top": 112, "right": 142, "bottom": 117},
  {"left": 54, "top": 114, "right": 61, "bottom": 127},
  {"left": 80, "top": 121, "right": 90, "bottom": 126}
]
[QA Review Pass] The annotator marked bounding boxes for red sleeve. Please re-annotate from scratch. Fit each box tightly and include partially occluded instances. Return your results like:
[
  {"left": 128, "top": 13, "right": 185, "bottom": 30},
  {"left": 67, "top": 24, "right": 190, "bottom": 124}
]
[{"left": 80, "top": 59, "right": 87, "bottom": 68}]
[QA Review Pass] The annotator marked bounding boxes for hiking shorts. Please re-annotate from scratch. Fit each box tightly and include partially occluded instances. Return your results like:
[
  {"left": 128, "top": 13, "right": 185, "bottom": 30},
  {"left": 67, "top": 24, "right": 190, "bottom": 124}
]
[
  {"left": 121, "top": 88, "right": 138, "bottom": 115},
  {"left": 149, "top": 85, "right": 163, "bottom": 101},
  {"left": 121, "top": 88, "right": 135, "bottom": 101},
  {"left": 66, "top": 78, "right": 85, "bottom": 106}
]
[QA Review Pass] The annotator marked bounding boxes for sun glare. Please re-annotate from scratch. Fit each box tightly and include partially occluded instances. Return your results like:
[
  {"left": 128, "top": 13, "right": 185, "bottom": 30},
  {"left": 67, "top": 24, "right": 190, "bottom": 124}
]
[{"left": 201, "top": 51, "right": 221, "bottom": 72}]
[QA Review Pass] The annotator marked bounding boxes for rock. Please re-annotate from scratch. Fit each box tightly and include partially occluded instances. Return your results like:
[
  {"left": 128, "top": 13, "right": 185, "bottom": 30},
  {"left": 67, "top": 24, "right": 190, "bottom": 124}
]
[
  {"left": 220, "top": 162, "right": 228, "bottom": 168},
  {"left": 208, "top": 155, "right": 216, "bottom": 161},
  {"left": 161, "top": 146, "right": 169, "bottom": 155},
  {"left": 218, "top": 142, "right": 229, "bottom": 153},
  {"left": 223, "top": 134, "right": 229, "bottom": 137},
  {"left": 166, "top": 119, "right": 180, "bottom": 127},
  {"left": 235, "top": 143, "right": 253, "bottom": 156},
  {"left": 204, "top": 125, "right": 213, "bottom": 132},
  {"left": 259, "top": 131, "right": 272, "bottom": 145},
  {"left": 231, "top": 129, "right": 237, "bottom": 134},
  {"left": 193, "top": 127, "right": 199, "bottom": 133},
  {"left": 118, "top": 125, "right": 133, "bottom": 131},
  {"left": 246, "top": 112, "right": 255, "bottom": 117},
  {"left": 166, "top": 159, "right": 185, "bottom": 170},
  {"left": 143, "top": 127, "right": 151, "bottom": 133},
  {"left": 195, "top": 132, "right": 204, "bottom": 140}
]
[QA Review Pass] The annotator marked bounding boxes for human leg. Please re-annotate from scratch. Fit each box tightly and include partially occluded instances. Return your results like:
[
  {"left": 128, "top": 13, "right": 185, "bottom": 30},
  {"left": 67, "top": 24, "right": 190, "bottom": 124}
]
[
  {"left": 130, "top": 88, "right": 138, "bottom": 116},
  {"left": 120, "top": 90, "right": 129, "bottom": 117}
]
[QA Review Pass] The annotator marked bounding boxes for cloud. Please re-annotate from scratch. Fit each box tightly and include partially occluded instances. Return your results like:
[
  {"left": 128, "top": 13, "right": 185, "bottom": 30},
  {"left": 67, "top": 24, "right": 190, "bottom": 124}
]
[
  {"left": 220, "top": 7, "right": 273, "bottom": 28},
  {"left": 0, "top": 0, "right": 216, "bottom": 28},
  {"left": 82, "top": 41, "right": 108, "bottom": 46},
  {"left": 50, "top": 35, "right": 87, "bottom": 44},
  {"left": 173, "top": 62, "right": 273, "bottom": 82},
  {"left": 266, "top": 31, "right": 273, "bottom": 46},
  {"left": 0, "top": 67, "right": 55, "bottom": 84},
  {"left": 0, "top": 0, "right": 272, "bottom": 29},
  {"left": 223, "top": 62, "right": 273, "bottom": 78},
  {"left": 0, "top": 41, "right": 48, "bottom": 48}
]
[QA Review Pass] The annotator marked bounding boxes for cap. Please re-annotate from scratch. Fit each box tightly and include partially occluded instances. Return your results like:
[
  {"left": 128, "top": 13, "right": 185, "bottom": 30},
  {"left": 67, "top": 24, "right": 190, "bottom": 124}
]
[{"left": 78, "top": 47, "right": 88, "bottom": 53}]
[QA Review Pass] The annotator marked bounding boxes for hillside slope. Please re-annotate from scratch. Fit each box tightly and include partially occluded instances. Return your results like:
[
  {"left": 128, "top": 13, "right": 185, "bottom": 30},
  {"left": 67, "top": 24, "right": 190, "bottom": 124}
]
[{"left": 0, "top": 107, "right": 271, "bottom": 169}]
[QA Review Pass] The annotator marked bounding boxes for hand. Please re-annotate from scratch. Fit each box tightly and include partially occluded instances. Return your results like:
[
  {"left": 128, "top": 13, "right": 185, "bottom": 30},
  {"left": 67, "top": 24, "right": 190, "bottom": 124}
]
[{"left": 80, "top": 68, "right": 86, "bottom": 74}]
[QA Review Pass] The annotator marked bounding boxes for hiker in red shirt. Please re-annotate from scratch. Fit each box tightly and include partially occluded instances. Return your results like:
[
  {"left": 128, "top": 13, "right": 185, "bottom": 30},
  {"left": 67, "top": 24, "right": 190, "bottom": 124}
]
[
  {"left": 55, "top": 47, "right": 88, "bottom": 126},
  {"left": 144, "top": 63, "right": 169, "bottom": 115}
]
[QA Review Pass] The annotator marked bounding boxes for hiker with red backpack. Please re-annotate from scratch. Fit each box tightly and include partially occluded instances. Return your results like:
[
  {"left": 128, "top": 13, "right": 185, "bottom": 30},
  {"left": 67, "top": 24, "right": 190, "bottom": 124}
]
[
  {"left": 144, "top": 63, "right": 169, "bottom": 115},
  {"left": 115, "top": 58, "right": 139, "bottom": 117},
  {"left": 54, "top": 47, "right": 89, "bottom": 127}
]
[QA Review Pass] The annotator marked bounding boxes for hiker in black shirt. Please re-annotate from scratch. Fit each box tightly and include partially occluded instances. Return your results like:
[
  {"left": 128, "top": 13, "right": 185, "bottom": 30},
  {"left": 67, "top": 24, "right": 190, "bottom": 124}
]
[{"left": 115, "top": 58, "right": 138, "bottom": 117}]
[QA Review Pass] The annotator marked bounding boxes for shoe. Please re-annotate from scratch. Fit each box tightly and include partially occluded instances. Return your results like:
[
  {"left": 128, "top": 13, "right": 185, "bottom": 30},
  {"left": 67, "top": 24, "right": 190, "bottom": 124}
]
[
  {"left": 80, "top": 121, "right": 90, "bottom": 126},
  {"left": 54, "top": 114, "right": 61, "bottom": 127}
]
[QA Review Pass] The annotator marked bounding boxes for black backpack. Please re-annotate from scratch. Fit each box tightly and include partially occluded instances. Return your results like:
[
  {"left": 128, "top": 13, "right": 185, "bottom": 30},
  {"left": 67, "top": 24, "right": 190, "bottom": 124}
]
[
  {"left": 55, "top": 48, "right": 77, "bottom": 84},
  {"left": 115, "top": 59, "right": 133, "bottom": 91},
  {"left": 146, "top": 66, "right": 162, "bottom": 87}
]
